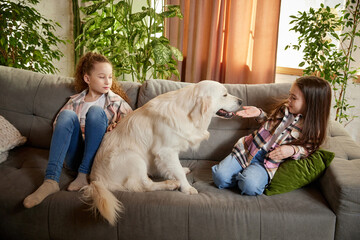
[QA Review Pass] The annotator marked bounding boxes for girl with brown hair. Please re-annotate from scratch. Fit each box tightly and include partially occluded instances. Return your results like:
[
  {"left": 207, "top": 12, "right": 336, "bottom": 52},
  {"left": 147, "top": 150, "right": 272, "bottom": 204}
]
[{"left": 212, "top": 76, "right": 332, "bottom": 195}]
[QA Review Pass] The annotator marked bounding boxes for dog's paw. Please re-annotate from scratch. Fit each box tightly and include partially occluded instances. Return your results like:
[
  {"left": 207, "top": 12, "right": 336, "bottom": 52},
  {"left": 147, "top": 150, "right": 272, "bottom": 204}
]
[
  {"left": 181, "top": 186, "right": 198, "bottom": 195},
  {"left": 166, "top": 180, "right": 181, "bottom": 190},
  {"left": 183, "top": 167, "right": 191, "bottom": 175}
]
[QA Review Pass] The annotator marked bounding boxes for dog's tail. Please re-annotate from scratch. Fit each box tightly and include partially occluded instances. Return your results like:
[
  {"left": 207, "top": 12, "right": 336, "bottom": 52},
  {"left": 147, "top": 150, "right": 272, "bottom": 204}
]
[{"left": 82, "top": 181, "right": 124, "bottom": 226}]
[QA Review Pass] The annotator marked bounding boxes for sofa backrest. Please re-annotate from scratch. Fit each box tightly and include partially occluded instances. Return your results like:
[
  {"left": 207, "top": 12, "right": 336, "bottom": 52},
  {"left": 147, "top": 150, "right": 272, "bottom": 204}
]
[
  {"left": 0, "top": 66, "right": 292, "bottom": 160},
  {"left": 137, "top": 79, "right": 292, "bottom": 160},
  {"left": 0, "top": 66, "right": 140, "bottom": 149}
]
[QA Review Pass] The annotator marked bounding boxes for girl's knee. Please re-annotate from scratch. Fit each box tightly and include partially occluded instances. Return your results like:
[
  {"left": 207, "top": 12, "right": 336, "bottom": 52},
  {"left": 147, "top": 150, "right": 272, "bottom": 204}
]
[
  {"left": 86, "top": 106, "right": 107, "bottom": 122},
  {"left": 58, "top": 109, "right": 77, "bottom": 118},
  {"left": 56, "top": 110, "right": 78, "bottom": 126},
  {"left": 237, "top": 178, "right": 265, "bottom": 196},
  {"left": 212, "top": 165, "right": 235, "bottom": 189},
  {"left": 212, "top": 154, "right": 242, "bottom": 189},
  {"left": 87, "top": 105, "right": 103, "bottom": 114},
  {"left": 237, "top": 167, "right": 268, "bottom": 196}
]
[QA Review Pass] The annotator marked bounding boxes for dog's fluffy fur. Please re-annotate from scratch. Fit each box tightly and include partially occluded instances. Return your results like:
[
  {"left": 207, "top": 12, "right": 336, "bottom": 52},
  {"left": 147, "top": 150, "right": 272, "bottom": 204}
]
[{"left": 82, "top": 80, "right": 242, "bottom": 225}]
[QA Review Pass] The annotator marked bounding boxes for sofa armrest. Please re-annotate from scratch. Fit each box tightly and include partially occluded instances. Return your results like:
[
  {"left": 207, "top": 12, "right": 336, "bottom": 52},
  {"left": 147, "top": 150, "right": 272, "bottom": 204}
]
[
  {"left": 319, "top": 121, "right": 360, "bottom": 239},
  {"left": 320, "top": 158, "right": 360, "bottom": 214}
]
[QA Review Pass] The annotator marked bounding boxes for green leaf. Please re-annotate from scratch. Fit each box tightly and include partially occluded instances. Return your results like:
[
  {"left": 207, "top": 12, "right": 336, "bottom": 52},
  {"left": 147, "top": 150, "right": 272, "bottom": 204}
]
[
  {"left": 115, "top": 1, "right": 131, "bottom": 16},
  {"left": 90, "top": 28, "right": 102, "bottom": 37},
  {"left": 81, "top": 1, "right": 108, "bottom": 15},
  {"left": 153, "top": 43, "right": 171, "bottom": 65},
  {"left": 100, "top": 17, "right": 115, "bottom": 30},
  {"left": 130, "top": 12, "right": 147, "bottom": 22},
  {"left": 170, "top": 46, "right": 183, "bottom": 61},
  {"left": 161, "top": 10, "right": 176, "bottom": 18},
  {"left": 83, "top": 18, "right": 96, "bottom": 31},
  {"left": 166, "top": 5, "right": 183, "bottom": 18}
]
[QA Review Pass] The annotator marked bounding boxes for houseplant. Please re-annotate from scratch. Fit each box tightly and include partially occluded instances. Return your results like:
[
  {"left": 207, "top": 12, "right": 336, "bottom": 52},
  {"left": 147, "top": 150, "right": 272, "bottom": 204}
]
[
  {"left": 0, "top": 0, "right": 66, "bottom": 74},
  {"left": 75, "top": 0, "right": 183, "bottom": 83},
  {"left": 286, "top": 0, "right": 360, "bottom": 124}
]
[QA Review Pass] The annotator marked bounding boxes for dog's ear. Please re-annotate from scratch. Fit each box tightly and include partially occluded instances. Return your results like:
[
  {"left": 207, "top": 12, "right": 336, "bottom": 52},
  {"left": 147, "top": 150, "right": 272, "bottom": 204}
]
[
  {"left": 189, "top": 96, "right": 212, "bottom": 123},
  {"left": 200, "top": 96, "right": 212, "bottom": 115}
]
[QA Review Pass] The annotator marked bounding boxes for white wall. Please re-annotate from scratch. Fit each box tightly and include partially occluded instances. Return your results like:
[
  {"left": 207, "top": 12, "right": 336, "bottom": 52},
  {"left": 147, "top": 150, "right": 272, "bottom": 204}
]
[
  {"left": 35, "top": 0, "right": 74, "bottom": 77},
  {"left": 32, "top": 0, "right": 360, "bottom": 143}
]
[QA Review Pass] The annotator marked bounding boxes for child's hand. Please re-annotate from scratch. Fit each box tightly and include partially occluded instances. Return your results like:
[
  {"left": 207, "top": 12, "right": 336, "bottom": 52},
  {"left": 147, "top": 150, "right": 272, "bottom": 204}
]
[
  {"left": 235, "top": 106, "right": 261, "bottom": 118},
  {"left": 107, "top": 122, "right": 117, "bottom": 132},
  {"left": 268, "top": 145, "right": 294, "bottom": 161}
]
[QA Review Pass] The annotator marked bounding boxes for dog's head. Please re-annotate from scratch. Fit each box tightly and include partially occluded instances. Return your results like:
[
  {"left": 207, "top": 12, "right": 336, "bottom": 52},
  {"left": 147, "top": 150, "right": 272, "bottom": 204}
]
[
  {"left": 189, "top": 80, "right": 242, "bottom": 123},
  {"left": 147, "top": 80, "right": 242, "bottom": 130}
]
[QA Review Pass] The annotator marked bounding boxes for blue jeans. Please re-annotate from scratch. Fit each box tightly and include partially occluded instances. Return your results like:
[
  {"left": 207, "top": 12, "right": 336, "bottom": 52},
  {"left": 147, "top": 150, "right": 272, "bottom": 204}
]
[
  {"left": 45, "top": 106, "right": 108, "bottom": 182},
  {"left": 211, "top": 149, "right": 269, "bottom": 195}
]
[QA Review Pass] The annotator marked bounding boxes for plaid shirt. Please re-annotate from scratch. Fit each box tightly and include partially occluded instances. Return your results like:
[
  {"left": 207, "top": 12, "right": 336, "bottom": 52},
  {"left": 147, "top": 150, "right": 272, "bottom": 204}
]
[
  {"left": 232, "top": 106, "right": 311, "bottom": 179},
  {"left": 53, "top": 89, "right": 132, "bottom": 136}
]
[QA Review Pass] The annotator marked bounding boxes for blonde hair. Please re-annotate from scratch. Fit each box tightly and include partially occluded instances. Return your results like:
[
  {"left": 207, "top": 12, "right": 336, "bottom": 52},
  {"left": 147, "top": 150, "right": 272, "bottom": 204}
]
[{"left": 74, "top": 52, "right": 130, "bottom": 103}]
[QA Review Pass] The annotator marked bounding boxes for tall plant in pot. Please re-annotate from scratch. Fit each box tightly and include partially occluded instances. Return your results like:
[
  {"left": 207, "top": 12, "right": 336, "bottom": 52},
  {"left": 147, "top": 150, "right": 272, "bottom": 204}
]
[
  {"left": 75, "top": 0, "right": 183, "bottom": 83},
  {"left": 0, "top": 0, "right": 66, "bottom": 74},
  {"left": 285, "top": 0, "right": 360, "bottom": 125}
]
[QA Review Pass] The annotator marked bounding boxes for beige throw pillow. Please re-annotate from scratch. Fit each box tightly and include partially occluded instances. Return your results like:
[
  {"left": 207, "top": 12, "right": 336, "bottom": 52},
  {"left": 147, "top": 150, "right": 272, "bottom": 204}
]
[{"left": 0, "top": 115, "right": 26, "bottom": 164}]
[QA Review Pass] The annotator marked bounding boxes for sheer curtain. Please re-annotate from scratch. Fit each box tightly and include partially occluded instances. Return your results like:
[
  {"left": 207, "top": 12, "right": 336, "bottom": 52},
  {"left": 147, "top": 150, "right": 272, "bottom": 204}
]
[{"left": 165, "top": 0, "right": 281, "bottom": 84}]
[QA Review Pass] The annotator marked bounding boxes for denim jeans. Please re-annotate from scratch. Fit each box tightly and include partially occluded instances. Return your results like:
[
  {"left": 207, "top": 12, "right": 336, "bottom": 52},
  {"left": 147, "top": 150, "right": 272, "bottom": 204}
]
[
  {"left": 45, "top": 106, "right": 108, "bottom": 182},
  {"left": 211, "top": 149, "right": 269, "bottom": 195}
]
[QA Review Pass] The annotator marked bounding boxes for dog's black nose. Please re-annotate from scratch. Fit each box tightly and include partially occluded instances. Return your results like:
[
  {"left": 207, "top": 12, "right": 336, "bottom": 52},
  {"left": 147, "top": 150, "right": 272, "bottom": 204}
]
[{"left": 238, "top": 99, "right": 243, "bottom": 105}]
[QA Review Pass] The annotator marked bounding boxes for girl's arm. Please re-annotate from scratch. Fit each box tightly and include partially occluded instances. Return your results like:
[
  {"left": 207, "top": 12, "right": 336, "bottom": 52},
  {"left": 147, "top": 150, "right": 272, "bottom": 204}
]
[
  {"left": 268, "top": 145, "right": 295, "bottom": 160},
  {"left": 268, "top": 144, "right": 310, "bottom": 161},
  {"left": 236, "top": 106, "right": 268, "bottom": 122}
]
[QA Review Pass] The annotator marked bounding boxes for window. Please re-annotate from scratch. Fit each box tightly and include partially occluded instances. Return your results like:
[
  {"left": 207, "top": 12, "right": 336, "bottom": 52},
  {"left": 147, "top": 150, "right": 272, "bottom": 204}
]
[{"left": 276, "top": 0, "right": 345, "bottom": 75}]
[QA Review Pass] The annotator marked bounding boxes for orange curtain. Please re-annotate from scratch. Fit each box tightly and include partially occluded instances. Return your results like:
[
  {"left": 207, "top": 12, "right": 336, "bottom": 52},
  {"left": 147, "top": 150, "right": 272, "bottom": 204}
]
[{"left": 165, "top": 0, "right": 281, "bottom": 84}]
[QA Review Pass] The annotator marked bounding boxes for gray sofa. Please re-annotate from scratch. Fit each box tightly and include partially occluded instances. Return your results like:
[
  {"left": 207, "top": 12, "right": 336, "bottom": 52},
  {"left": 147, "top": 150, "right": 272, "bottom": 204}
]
[{"left": 0, "top": 65, "right": 359, "bottom": 240}]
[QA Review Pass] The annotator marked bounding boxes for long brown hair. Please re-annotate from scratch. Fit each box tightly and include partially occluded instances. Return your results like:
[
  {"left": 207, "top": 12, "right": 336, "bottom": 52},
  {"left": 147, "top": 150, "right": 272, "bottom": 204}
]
[
  {"left": 269, "top": 76, "right": 331, "bottom": 152},
  {"left": 74, "top": 52, "right": 130, "bottom": 103}
]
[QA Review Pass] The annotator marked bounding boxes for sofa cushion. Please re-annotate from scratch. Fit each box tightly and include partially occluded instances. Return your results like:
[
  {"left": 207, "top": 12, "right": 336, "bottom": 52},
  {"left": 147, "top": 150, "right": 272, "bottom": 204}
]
[
  {"left": 0, "top": 147, "right": 336, "bottom": 240},
  {"left": 264, "top": 149, "right": 335, "bottom": 196}
]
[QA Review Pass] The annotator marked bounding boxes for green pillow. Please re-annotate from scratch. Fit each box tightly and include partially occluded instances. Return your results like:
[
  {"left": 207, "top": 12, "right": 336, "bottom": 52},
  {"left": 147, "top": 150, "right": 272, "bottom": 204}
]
[{"left": 264, "top": 149, "right": 335, "bottom": 196}]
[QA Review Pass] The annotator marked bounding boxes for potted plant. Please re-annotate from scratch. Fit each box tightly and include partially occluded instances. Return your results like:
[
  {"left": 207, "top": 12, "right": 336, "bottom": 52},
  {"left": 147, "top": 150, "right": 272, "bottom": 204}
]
[
  {"left": 74, "top": 0, "right": 183, "bottom": 83},
  {"left": 285, "top": 0, "right": 360, "bottom": 124},
  {"left": 0, "top": 0, "right": 66, "bottom": 74}
]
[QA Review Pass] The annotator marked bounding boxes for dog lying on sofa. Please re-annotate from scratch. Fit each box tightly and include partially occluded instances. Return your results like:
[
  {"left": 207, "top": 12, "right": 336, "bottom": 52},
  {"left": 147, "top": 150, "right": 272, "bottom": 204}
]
[{"left": 83, "top": 80, "right": 242, "bottom": 225}]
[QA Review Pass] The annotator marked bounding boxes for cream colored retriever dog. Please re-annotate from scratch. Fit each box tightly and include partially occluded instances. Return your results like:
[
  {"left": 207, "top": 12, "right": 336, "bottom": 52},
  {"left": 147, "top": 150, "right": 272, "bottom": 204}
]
[{"left": 82, "top": 80, "right": 242, "bottom": 225}]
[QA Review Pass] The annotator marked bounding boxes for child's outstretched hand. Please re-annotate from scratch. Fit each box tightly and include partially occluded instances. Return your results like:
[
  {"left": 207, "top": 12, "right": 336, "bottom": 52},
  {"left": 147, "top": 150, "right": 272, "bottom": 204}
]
[
  {"left": 268, "top": 145, "right": 295, "bottom": 161},
  {"left": 235, "top": 106, "right": 261, "bottom": 118}
]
